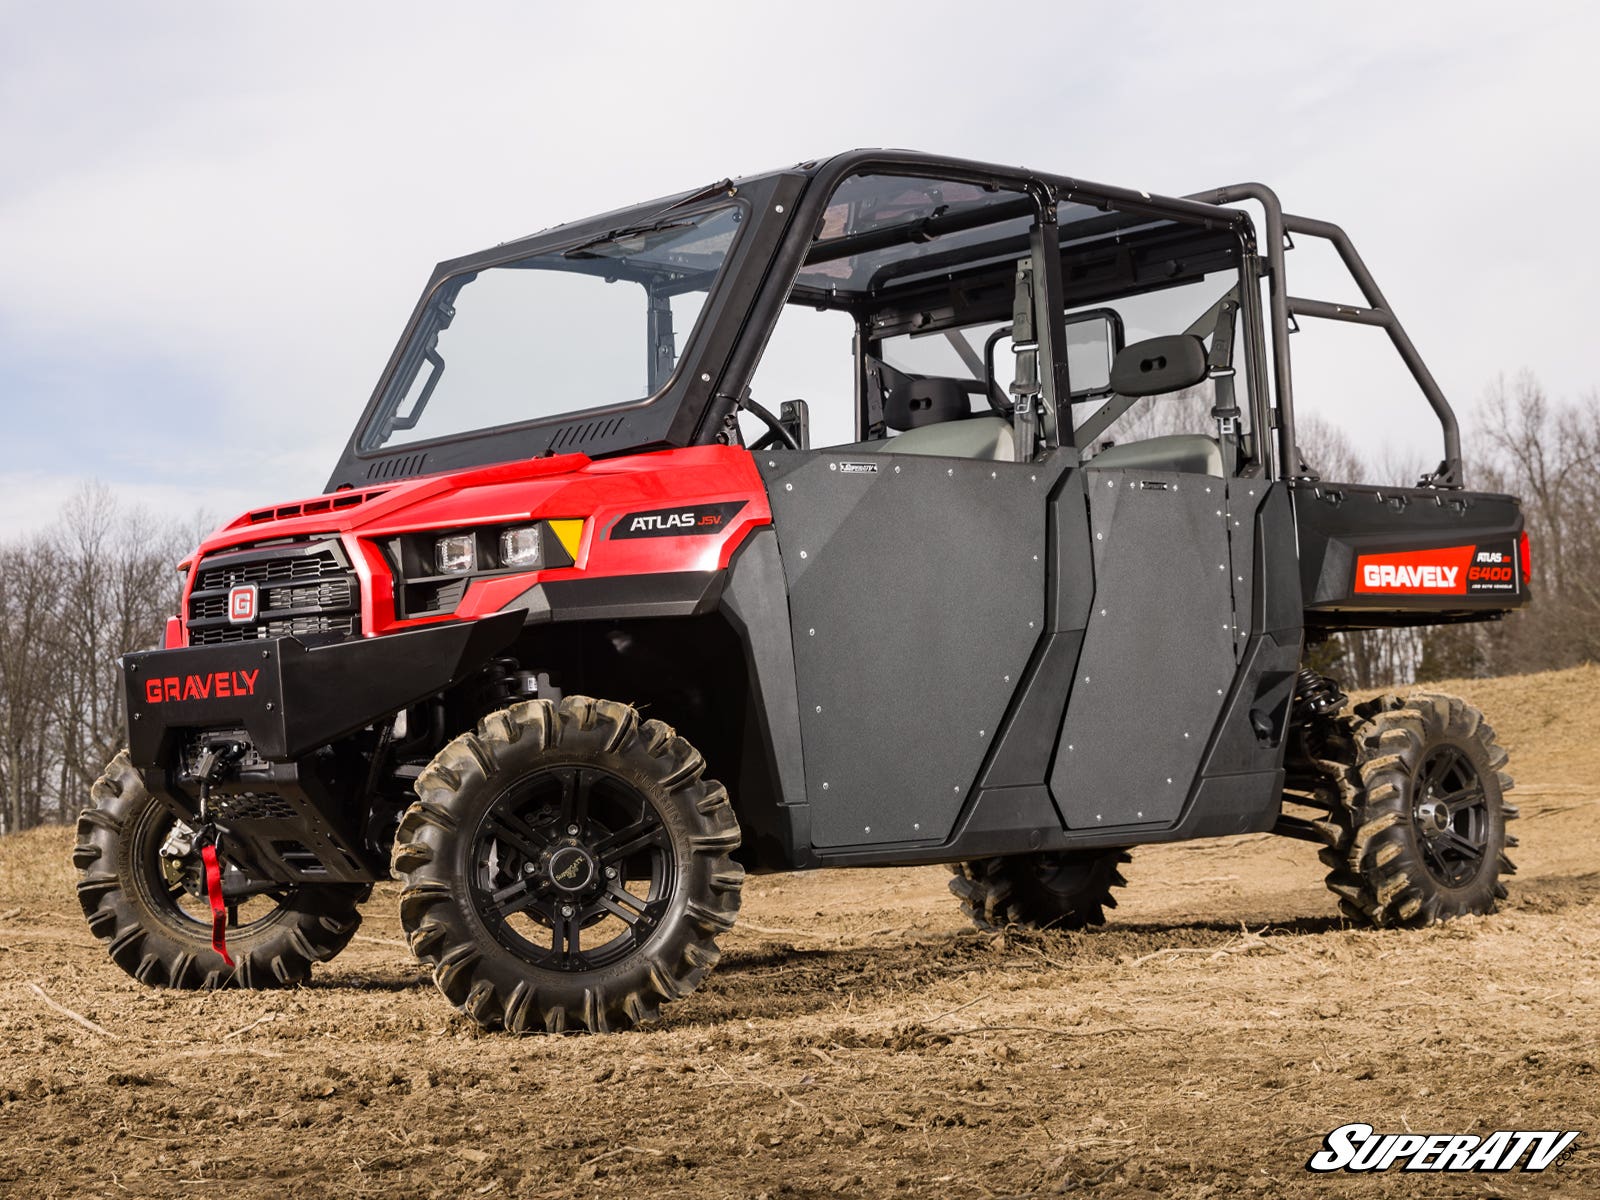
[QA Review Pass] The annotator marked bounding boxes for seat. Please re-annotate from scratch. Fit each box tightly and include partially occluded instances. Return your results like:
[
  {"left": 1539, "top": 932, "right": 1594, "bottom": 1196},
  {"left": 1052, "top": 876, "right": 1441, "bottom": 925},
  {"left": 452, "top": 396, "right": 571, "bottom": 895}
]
[
  {"left": 882, "top": 416, "right": 1014, "bottom": 460},
  {"left": 1087, "top": 433, "right": 1223, "bottom": 477},
  {"left": 841, "top": 376, "right": 1016, "bottom": 462}
]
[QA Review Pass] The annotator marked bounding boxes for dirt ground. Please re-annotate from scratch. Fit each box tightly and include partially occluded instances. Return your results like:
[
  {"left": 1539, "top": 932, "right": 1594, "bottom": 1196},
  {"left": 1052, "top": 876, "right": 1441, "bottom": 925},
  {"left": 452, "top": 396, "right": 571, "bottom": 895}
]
[{"left": 2, "top": 668, "right": 1596, "bottom": 1199}]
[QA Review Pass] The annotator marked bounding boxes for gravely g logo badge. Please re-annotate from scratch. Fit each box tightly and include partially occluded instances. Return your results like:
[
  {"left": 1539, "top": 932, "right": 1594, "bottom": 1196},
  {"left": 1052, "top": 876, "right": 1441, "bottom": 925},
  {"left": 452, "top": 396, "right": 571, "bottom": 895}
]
[
  {"left": 228, "top": 584, "right": 258, "bottom": 624},
  {"left": 609, "top": 501, "right": 747, "bottom": 539}
]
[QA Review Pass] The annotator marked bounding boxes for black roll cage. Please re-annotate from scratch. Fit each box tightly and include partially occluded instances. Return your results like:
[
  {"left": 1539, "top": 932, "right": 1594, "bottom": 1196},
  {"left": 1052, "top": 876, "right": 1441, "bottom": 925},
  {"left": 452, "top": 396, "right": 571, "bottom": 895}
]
[{"left": 327, "top": 150, "right": 1466, "bottom": 491}]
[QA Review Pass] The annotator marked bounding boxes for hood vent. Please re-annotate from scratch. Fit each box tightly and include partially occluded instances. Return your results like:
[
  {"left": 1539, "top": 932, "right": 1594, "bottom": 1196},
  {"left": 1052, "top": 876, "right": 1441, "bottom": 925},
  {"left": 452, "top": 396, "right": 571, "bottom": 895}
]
[{"left": 244, "top": 489, "right": 386, "bottom": 525}]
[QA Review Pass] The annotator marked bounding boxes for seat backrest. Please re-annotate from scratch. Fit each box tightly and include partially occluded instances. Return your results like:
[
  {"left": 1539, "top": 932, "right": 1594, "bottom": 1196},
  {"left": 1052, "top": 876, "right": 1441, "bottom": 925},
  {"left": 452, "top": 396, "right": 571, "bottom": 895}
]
[{"left": 885, "top": 377, "right": 969, "bottom": 430}]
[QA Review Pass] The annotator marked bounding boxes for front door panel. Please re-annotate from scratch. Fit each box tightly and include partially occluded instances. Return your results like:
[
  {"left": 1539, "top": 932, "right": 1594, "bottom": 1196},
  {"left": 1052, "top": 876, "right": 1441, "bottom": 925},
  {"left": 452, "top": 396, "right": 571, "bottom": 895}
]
[
  {"left": 1052, "top": 468, "right": 1237, "bottom": 830},
  {"left": 760, "top": 451, "right": 1059, "bottom": 849}
]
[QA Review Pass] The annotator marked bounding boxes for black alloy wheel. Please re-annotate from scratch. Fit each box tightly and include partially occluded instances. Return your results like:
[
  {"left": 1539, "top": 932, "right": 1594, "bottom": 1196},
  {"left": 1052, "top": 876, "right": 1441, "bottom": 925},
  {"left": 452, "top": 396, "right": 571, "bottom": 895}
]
[
  {"left": 470, "top": 764, "right": 678, "bottom": 973},
  {"left": 1296, "top": 691, "right": 1517, "bottom": 928},
  {"left": 1409, "top": 745, "right": 1492, "bottom": 889},
  {"left": 392, "top": 696, "right": 743, "bottom": 1034}
]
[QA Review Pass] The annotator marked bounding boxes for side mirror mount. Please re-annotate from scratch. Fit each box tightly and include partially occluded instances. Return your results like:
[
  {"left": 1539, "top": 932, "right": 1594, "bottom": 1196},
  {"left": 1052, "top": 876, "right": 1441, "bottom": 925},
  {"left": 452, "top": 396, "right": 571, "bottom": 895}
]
[
  {"left": 778, "top": 399, "right": 811, "bottom": 451},
  {"left": 1109, "top": 334, "right": 1209, "bottom": 398}
]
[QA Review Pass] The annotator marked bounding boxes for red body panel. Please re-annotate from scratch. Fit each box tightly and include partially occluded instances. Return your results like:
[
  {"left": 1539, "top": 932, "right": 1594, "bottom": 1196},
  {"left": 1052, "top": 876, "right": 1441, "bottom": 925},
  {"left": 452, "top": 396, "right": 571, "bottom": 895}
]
[{"left": 172, "top": 446, "right": 772, "bottom": 645}]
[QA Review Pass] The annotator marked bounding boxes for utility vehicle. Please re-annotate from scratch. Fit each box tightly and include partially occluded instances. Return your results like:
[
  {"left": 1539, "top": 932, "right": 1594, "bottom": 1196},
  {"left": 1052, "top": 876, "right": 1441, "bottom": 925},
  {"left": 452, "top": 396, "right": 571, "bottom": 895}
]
[{"left": 76, "top": 151, "right": 1529, "bottom": 1032}]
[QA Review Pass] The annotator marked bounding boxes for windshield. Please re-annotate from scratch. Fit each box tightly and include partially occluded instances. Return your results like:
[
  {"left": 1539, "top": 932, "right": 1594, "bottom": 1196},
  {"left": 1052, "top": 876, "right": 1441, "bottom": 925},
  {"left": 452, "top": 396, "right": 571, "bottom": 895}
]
[{"left": 362, "top": 204, "right": 744, "bottom": 451}]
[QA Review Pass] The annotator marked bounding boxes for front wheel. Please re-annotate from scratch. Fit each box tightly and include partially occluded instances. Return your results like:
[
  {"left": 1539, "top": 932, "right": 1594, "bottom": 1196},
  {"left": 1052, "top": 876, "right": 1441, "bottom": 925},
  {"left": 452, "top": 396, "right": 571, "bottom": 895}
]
[
  {"left": 73, "top": 751, "right": 364, "bottom": 988},
  {"left": 391, "top": 696, "right": 743, "bottom": 1033}
]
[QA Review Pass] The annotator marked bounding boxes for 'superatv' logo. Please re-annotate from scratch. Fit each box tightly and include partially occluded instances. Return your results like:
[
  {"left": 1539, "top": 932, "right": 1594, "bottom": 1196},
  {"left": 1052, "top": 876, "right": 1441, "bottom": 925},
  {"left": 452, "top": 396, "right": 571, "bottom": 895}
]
[
  {"left": 609, "top": 501, "right": 747, "bottom": 540},
  {"left": 1307, "top": 1124, "right": 1578, "bottom": 1173}
]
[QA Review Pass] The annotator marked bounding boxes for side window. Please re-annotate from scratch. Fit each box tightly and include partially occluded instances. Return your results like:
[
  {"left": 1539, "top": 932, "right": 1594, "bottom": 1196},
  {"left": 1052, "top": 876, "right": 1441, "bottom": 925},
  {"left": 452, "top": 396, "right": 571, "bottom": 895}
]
[
  {"left": 1075, "top": 272, "right": 1251, "bottom": 455},
  {"left": 744, "top": 303, "right": 859, "bottom": 448}
]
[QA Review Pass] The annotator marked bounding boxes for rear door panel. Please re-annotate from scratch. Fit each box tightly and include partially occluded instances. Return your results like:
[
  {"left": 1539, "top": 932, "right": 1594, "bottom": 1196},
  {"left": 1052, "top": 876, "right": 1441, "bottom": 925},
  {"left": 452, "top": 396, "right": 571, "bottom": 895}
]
[{"left": 1051, "top": 468, "right": 1237, "bottom": 829}]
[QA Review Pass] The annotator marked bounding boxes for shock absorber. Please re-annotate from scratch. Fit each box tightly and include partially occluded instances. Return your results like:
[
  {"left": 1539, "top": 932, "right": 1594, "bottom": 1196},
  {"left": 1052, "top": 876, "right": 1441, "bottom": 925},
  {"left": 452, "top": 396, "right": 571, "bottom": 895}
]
[{"left": 1293, "top": 668, "right": 1347, "bottom": 719}]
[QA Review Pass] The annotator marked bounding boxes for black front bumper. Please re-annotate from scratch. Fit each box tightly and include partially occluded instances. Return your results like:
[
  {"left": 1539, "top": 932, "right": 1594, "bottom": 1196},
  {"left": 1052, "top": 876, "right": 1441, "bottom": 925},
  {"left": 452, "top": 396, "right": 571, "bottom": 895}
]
[{"left": 122, "top": 610, "right": 523, "bottom": 882}]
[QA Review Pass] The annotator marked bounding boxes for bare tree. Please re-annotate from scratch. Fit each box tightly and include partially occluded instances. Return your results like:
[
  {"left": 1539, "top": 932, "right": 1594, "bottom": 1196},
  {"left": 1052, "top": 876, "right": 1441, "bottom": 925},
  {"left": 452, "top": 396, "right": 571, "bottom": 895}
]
[{"left": 0, "top": 485, "right": 183, "bottom": 832}]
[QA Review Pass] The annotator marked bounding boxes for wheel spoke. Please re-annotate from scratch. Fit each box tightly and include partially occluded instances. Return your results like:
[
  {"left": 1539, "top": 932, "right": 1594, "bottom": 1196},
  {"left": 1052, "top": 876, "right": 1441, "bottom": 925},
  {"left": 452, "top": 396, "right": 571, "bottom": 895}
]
[
  {"left": 1417, "top": 835, "right": 1451, "bottom": 879},
  {"left": 596, "top": 893, "right": 644, "bottom": 925},
  {"left": 483, "top": 809, "right": 551, "bottom": 864},
  {"left": 1440, "top": 829, "right": 1485, "bottom": 861},
  {"left": 593, "top": 814, "right": 667, "bottom": 865},
  {"left": 490, "top": 878, "right": 547, "bottom": 920},
  {"left": 559, "top": 769, "right": 594, "bottom": 830},
  {"left": 1439, "top": 785, "right": 1485, "bottom": 816},
  {"left": 595, "top": 879, "right": 655, "bottom": 923},
  {"left": 550, "top": 907, "right": 579, "bottom": 963}
]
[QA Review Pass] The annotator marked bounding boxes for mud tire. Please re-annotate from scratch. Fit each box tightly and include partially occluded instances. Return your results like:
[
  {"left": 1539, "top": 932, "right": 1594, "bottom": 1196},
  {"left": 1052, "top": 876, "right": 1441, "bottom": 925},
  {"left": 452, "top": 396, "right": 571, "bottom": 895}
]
[
  {"left": 391, "top": 696, "right": 743, "bottom": 1034},
  {"left": 949, "top": 848, "right": 1131, "bottom": 932},
  {"left": 1299, "top": 692, "right": 1517, "bottom": 928},
  {"left": 73, "top": 751, "right": 365, "bottom": 988}
]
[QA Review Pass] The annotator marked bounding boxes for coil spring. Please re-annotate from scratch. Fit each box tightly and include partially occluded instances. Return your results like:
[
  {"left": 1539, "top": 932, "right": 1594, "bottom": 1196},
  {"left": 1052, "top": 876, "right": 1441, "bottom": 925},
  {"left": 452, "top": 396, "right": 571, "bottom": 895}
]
[{"left": 1294, "top": 668, "right": 1347, "bottom": 718}]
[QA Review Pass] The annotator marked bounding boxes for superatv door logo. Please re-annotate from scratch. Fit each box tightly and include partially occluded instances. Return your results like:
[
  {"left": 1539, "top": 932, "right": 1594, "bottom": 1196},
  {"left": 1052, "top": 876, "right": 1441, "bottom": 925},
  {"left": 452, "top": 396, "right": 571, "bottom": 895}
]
[
  {"left": 1307, "top": 1123, "right": 1578, "bottom": 1173},
  {"left": 609, "top": 501, "right": 747, "bottom": 539},
  {"left": 1354, "top": 543, "right": 1520, "bottom": 597},
  {"left": 143, "top": 670, "right": 261, "bottom": 704}
]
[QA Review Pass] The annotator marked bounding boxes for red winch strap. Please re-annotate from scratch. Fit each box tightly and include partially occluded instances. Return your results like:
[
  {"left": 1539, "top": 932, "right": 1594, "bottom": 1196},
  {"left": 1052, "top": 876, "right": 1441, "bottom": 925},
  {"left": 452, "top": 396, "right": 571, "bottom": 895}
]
[{"left": 199, "top": 842, "right": 235, "bottom": 967}]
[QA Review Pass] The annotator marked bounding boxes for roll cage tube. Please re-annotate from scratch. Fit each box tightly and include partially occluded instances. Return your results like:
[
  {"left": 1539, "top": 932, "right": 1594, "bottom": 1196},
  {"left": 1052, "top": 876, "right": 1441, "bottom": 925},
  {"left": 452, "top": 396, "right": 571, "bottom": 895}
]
[
  {"left": 1192, "top": 181, "right": 1464, "bottom": 490},
  {"left": 709, "top": 152, "right": 1263, "bottom": 464},
  {"left": 703, "top": 157, "right": 1079, "bottom": 456}
]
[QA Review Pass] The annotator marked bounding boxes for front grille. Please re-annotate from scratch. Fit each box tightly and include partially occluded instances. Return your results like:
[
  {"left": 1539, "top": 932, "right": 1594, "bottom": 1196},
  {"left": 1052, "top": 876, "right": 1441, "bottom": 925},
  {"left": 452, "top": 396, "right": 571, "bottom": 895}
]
[{"left": 186, "top": 539, "right": 361, "bottom": 645}]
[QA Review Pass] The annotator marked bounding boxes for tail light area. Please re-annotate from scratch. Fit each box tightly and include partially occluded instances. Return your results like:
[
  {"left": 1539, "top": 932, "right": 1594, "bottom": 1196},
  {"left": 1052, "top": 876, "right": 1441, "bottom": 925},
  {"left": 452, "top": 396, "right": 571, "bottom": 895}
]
[{"left": 1519, "top": 530, "right": 1532, "bottom": 584}]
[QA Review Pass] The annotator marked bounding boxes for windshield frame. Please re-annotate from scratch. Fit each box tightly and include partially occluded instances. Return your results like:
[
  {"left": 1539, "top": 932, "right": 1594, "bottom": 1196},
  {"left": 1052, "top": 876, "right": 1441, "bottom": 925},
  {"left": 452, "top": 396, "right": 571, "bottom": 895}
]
[
  {"left": 358, "top": 204, "right": 747, "bottom": 455},
  {"left": 326, "top": 170, "right": 804, "bottom": 489}
]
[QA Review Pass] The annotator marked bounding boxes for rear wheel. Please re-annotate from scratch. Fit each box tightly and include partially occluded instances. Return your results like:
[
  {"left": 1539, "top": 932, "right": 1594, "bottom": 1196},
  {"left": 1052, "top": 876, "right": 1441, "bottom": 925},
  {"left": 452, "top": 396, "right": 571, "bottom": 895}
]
[
  {"left": 391, "top": 696, "right": 743, "bottom": 1033},
  {"left": 1293, "top": 692, "right": 1517, "bottom": 927},
  {"left": 949, "top": 848, "right": 1131, "bottom": 932},
  {"left": 73, "top": 751, "right": 364, "bottom": 988}
]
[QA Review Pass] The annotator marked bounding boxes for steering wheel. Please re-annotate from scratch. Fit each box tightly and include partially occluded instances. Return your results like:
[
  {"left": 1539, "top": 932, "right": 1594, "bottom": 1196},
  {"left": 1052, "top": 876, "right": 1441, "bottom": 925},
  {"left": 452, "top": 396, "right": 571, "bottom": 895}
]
[{"left": 742, "top": 396, "right": 800, "bottom": 451}]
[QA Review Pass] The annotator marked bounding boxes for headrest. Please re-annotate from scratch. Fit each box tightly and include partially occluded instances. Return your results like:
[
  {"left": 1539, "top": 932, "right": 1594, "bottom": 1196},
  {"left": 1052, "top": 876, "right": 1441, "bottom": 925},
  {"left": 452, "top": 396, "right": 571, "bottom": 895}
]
[{"left": 885, "top": 377, "right": 969, "bottom": 431}]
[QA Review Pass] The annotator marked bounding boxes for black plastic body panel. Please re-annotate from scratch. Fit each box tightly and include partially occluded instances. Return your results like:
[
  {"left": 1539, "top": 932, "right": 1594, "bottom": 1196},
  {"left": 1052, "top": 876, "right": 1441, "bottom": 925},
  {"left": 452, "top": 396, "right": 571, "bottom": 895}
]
[
  {"left": 124, "top": 610, "right": 524, "bottom": 769},
  {"left": 760, "top": 449, "right": 1070, "bottom": 850},
  {"left": 1052, "top": 468, "right": 1236, "bottom": 830},
  {"left": 122, "top": 610, "right": 524, "bottom": 884},
  {"left": 716, "top": 529, "right": 811, "bottom": 870},
  {"left": 1294, "top": 481, "right": 1528, "bottom": 630},
  {"left": 813, "top": 475, "right": 1303, "bottom": 868}
]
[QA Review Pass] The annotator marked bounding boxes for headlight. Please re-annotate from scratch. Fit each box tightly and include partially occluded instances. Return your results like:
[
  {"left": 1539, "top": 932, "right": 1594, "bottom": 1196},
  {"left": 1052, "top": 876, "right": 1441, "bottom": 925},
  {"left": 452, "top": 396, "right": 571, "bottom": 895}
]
[
  {"left": 434, "top": 533, "right": 477, "bottom": 574},
  {"left": 499, "top": 525, "right": 542, "bottom": 568}
]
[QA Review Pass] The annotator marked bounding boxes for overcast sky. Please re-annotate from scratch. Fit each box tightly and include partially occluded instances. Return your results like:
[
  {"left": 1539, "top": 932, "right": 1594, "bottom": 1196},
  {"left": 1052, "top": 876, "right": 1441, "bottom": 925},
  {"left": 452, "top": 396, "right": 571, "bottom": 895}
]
[{"left": 2, "top": 1, "right": 1596, "bottom": 537}]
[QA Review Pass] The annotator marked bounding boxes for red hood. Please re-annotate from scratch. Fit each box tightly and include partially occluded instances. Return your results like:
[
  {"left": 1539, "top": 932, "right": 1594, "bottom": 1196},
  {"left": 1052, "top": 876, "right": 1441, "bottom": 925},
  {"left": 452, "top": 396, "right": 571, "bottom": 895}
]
[
  {"left": 199, "top": 452, "right": 598, "bottom": 554},
  {"left": 177, "top": 444, "right": 772, "bottom": 644}
]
